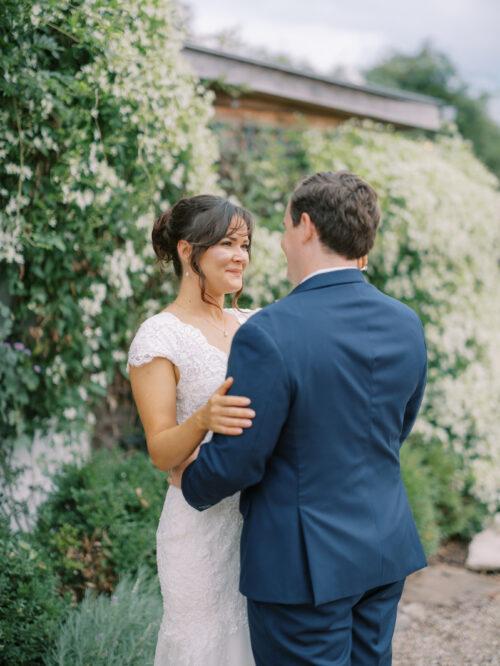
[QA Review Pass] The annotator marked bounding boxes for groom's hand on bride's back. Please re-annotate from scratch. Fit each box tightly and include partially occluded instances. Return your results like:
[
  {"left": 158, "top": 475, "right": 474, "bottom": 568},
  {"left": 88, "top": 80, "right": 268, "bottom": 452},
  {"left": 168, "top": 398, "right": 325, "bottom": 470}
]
[{"left": 197, "top": 377, "right": 255, "bottom": 437}]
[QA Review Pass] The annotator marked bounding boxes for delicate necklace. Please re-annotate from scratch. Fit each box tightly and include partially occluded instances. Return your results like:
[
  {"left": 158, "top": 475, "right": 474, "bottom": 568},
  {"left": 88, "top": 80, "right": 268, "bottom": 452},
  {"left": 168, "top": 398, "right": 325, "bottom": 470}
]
[{"left": 173, "top": 301, "right": 229, "bottom": 337}]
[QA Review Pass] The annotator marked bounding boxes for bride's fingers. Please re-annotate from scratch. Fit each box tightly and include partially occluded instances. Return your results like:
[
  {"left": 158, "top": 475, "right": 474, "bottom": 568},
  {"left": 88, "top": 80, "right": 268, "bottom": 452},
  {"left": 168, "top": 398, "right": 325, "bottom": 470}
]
[
  {"left": 216, "top": 407, "right": 255, "bottom": 419},
  {"left": 216, "top": 395, "right": 252, "bottom": 407},
  {"left": 216, "top": 426, "right": 244, "bottom": 435},
  {"left": 217, "top": 417, "right": 253, "bottom": 429}
]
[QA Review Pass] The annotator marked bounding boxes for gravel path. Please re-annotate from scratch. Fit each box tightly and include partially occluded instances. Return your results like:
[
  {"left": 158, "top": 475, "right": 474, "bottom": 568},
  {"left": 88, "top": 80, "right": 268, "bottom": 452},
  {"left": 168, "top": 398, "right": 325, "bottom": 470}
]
[{"left": 393, "top": 563, "right": 500, "bottom": 665}]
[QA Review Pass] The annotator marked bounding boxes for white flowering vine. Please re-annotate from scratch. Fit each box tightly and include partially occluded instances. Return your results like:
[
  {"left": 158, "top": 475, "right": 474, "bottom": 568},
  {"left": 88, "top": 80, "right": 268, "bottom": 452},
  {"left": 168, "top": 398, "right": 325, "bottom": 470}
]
[{"left": 0, "top": 0, "right": 218, "bottom": 462}]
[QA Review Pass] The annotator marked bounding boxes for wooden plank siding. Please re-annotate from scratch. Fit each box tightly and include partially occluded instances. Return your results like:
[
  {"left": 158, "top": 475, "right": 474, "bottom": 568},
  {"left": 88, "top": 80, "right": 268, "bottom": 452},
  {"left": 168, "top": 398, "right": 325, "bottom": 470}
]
[{"left": 183, "top": 44, "right": 445, "bottom": 131}]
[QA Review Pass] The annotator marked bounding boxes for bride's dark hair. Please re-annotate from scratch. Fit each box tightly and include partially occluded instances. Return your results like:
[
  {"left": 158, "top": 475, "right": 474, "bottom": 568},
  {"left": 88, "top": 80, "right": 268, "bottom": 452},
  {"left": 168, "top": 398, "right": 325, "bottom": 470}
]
[{"left": 152, "top": 195, "right": 254, "bottom": 309}]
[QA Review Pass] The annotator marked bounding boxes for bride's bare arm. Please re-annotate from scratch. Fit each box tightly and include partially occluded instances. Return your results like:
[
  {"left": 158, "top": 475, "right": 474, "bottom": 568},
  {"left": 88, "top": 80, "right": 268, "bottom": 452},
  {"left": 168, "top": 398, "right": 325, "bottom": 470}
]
[{"left": 129, "top": 358, "right": 255, "bottom": 472}]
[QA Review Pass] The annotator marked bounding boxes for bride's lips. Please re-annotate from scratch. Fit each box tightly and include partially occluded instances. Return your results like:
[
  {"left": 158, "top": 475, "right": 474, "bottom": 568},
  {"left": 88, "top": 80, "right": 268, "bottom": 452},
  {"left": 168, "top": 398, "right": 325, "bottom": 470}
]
[{"left": 226, "top": 269, "right": 242, "bottom": 276}]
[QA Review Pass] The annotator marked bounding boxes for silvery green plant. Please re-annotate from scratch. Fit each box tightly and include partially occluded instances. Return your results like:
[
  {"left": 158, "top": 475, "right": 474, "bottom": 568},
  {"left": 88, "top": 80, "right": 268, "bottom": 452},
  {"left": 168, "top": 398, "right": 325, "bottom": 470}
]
[{"left": 46, "top": 567, "right": 162, "bottom": 666}]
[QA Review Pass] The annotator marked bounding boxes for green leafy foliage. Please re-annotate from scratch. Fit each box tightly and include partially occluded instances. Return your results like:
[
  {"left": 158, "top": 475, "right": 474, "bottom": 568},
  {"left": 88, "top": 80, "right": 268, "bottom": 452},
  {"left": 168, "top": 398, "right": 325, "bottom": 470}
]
[
  {"left": 400, "top": 444, "right": 441, "bottom": 555},
  {"left": 0, "top": 0, "right": 218, "bottom": 486},
  {"left": 34, "top": 449, "right": 166, "bottom": 601},
  {"left": 401, "top": 437, "right": 488, "bottom": 555},
  {"left": 0, "top": 518, "right": 70, "bottom": 665},
  {"left": 0, "top": 302, "right": 42, "bottom": 525}
]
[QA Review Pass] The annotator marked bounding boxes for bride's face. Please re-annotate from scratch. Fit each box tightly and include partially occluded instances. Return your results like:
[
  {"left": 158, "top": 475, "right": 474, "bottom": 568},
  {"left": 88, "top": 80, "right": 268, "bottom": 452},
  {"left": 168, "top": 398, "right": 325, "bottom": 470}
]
[{"left": 198, "top": 217, "right": 250, "bottom": 295}]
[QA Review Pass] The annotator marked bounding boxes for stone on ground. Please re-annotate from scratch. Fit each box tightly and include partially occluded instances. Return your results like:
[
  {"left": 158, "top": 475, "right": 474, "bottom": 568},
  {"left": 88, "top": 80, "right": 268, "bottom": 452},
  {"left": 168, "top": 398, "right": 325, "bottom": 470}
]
[{"left": 466, "top": 513, "right": 500, "bottom": 572}]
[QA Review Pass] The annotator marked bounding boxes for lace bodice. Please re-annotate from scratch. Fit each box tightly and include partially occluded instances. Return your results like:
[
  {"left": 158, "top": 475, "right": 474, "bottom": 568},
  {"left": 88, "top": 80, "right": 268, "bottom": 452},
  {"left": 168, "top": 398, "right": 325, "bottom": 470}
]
[
  {"left": 127, "top": 307, "right": 257, "bottom": 666},
  {"left": 127, "top": 308, "right": 252, "bottom": 430}
]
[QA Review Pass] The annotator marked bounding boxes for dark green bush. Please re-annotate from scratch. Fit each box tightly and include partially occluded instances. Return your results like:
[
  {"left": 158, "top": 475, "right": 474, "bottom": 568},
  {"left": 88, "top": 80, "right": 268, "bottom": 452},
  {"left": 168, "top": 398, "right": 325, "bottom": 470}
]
[
  {"left": 401, "top": 444, "right": 441, "bottom": 555},
  {"left": 0, "top": 518, "right": 70, "bottom": 665},
  {"left": 413, "top": 438, "right": 488, "bottom": 540},
  {"left": 34, "top": 449, "right": 166, "bottom": 601},
  {"left": 401, "top": 437, "right": 488, "bottom": 555}
]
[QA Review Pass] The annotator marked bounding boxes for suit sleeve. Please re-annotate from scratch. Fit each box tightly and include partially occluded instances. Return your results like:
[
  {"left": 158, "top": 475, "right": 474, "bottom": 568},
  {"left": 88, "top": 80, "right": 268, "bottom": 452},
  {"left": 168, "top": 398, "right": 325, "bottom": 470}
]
[
  {"left": 399, "top": 321, "right": 427, "bottom": 446},
  {"left": 181, "top": 320, "right": 290, "bottom": 511}
]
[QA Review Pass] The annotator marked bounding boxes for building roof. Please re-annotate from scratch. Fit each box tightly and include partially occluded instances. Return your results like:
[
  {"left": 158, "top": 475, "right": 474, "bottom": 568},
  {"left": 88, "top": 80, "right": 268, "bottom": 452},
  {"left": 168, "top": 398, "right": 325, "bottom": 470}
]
[{"left": 183, "top": 43, "right": 446, "bottom": 131}]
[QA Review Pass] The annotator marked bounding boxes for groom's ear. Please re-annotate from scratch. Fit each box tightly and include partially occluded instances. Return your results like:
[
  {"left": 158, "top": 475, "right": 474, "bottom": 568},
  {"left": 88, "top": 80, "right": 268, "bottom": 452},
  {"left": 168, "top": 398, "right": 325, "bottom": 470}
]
[{"left": 300, "top": 212, "right": 317, "bottom": 243}]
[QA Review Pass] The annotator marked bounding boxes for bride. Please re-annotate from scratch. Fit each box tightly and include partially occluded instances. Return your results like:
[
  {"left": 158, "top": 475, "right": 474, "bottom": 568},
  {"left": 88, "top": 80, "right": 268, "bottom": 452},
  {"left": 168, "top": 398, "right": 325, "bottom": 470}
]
[{"left": 127, "top": 195, "right": 258, "bottom": 665}]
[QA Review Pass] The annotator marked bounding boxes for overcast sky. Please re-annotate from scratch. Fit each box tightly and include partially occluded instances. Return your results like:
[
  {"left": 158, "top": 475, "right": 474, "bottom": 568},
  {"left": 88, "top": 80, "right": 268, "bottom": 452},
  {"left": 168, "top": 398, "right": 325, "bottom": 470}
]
[{"left": 186, "top": 0, "right": 500, "bottom": 122}]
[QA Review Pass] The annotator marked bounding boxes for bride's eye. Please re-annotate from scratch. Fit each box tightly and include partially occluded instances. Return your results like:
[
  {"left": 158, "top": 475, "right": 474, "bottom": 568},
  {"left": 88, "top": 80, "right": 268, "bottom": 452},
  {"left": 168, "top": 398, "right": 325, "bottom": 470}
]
[{"left": 221, "top": 240, "right": 232, "bottom": 246}]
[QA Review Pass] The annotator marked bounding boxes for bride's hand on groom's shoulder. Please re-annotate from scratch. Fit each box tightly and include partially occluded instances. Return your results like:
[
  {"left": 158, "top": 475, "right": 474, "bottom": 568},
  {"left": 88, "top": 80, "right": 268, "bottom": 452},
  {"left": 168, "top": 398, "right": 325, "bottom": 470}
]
[{"left": 197, "top": 377, "right": 255, "bottom": 437}]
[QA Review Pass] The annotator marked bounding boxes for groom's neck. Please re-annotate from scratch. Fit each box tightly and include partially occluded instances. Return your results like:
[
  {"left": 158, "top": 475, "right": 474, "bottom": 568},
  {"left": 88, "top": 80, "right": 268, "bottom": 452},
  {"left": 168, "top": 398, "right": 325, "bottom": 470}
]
[{"left": 294, "top": 256, "right": 358, "bottom": 285}]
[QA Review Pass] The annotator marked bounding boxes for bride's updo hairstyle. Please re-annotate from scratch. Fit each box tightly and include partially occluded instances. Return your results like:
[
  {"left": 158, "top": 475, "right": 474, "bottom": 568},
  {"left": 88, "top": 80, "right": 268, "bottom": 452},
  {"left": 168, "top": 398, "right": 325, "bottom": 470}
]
[{"left": 152, "top": 195, "right": 254, "bottom": 308}]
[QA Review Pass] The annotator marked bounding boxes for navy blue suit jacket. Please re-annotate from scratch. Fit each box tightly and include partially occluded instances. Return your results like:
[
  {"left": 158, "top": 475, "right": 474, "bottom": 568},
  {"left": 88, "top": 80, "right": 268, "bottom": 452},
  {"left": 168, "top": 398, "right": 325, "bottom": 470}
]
[{"left": 181, "top": 269, "right": 428, "bottom": 605}]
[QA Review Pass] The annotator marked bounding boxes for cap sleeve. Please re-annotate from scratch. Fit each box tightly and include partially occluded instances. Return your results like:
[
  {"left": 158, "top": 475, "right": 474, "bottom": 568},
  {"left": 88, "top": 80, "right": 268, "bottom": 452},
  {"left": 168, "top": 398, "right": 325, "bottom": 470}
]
[{"left": 127, "top": 314, "right": 181, "bottom": 372}]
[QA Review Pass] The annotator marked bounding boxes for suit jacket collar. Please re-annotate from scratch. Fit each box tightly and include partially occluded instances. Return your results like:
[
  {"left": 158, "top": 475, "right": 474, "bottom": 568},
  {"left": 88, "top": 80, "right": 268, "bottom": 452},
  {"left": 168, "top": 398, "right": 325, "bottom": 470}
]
[{"left": 290, "top": 268, "right": 367, "bottom": 296}]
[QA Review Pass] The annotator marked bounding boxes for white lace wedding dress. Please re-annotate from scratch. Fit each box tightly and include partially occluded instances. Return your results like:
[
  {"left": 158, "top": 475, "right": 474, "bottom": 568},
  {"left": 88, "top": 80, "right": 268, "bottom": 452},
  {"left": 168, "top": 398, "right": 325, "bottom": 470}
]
[{"left": 127, "top": 308, "right": 256, "bottom": 666}]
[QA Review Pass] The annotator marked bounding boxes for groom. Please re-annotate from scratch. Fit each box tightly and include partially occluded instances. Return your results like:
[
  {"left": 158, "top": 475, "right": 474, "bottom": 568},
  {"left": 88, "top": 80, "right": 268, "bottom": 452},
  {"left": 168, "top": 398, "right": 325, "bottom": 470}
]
[{"left": 180, "top": 171, "right": 428, "bottom": 665}]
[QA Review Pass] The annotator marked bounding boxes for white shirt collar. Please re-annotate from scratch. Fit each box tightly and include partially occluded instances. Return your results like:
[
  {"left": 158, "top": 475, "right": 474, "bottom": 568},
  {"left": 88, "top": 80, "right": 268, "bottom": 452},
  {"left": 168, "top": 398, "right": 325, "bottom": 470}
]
[{"left": 298, "top": 266, "right": 359, "bottom": 286}]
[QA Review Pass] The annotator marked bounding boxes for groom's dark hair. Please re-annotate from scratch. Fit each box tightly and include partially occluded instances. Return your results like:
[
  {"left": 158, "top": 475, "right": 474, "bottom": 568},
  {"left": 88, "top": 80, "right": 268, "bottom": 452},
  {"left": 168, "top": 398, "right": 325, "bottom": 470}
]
[{"left": 290, "top": 171, "right": 380, "bottom": 258}]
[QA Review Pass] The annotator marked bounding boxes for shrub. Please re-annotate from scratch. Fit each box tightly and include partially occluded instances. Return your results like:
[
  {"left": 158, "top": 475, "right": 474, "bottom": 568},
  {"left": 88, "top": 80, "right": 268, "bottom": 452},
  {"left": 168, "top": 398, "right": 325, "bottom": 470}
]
[
  {"left": 0, "top": 518, "right": 70, "bottom": 665},
  {"left": 45, "top": 567, "right": 162, "bottom": 666},
  {"left": 34, "top": 449, "right": 166, "bottom": 600},
  {"left": 400, "top": 443, "right": 441, "bottom": 555},
  {"left": 411, "top": 438, "right": 488, "bottom": 541},
  {"left": 401, "top": 436, "right": 488, "bottom": 555}
]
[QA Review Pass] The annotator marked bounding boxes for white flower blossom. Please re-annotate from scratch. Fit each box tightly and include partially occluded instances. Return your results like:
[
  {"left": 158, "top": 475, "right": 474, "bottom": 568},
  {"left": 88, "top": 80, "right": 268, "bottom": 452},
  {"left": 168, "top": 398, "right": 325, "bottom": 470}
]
[
  {"left": 102, "top": 240, "right": 145, "bottom": 299},
  {"left": 63, "top": 407, "right": 78, "bottom": 420},
  {"left": 90, "top": 371, "right": 107, "bottom": 388},
  {"left": 79, "top": 283, "right": 107, "bottom": 320},
  {"left": 112, "top": 350, "right": 127, "bottom": 362}
]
